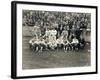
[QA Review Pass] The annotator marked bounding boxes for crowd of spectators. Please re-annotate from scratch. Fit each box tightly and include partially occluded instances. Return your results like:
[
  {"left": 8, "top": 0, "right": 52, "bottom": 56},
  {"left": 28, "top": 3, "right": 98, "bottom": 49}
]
[{"left": 23, "top": 10, "right": 91, "bottom": 39}]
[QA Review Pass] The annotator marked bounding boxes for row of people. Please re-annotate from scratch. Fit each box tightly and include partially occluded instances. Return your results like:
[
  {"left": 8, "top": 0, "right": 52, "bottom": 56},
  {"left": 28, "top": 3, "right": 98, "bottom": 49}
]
[{"left": 29, "top": 35, "right": 85, "bottom": 52}]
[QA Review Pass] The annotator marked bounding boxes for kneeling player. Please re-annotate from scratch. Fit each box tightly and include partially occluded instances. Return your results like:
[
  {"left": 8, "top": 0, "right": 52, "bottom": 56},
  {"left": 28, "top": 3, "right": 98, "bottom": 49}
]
[
  {"left": 39, "top": 38, "right": 46, "bottom": 52},
  {"left": 29, "top": 37, "right": 36, "bottom": 49},
  {"left": 34, "top": 39, "right": 40, "bottom": 52},
  {"left": 48, "top": 41, "right": 57, "bottom": 50},
  {"left": 63, "top": 39, "right": 70, "bottom": 51},
  {"left": 71, "top": 37, "right": 79, "bottom": 51},
  {"left": 56, "top": 36, "right": 64, "bottom": 50}
]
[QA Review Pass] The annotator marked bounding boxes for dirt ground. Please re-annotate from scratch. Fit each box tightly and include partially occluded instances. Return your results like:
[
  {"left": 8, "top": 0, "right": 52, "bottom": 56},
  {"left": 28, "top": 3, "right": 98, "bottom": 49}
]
[{"left": 22, "top": 26, "right": 91, "bottom": 69}]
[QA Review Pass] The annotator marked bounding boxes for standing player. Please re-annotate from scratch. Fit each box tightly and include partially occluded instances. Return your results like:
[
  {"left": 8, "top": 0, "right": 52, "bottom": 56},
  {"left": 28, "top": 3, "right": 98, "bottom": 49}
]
[
  {"left": 49, "top": 28, "right": 57, "bottom": 42},
  {"left": 61, "top": 27, "right": 68, "bottom": 39},
  {"left": 32, "top": 23, "right": 41, "bottom": 39},
  {"left": 42, "top": 28, "right": 50, "bottom": 50},
  {"left": 48, "top": 28, "right": 57, "bottom": 50}
]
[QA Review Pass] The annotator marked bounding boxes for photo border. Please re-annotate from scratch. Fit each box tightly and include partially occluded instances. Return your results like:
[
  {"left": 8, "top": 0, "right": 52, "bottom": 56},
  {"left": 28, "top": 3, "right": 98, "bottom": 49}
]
[{"left": 11, "top": 1, "right": 98, "bottom": 79}]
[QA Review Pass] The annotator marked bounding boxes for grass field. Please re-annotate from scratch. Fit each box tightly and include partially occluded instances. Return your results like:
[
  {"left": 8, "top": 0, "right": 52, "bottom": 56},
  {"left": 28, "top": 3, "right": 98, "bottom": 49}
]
[{"left": 22, "top": 26, "right": 91, "bottom": 69}]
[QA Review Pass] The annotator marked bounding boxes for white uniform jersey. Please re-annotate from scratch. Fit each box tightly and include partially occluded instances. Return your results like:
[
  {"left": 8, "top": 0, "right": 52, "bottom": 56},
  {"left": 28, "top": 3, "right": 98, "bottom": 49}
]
[
  {"left": 72, "top": 38, "right": 79, "bottom": 44},
  {"left": 29, "top": 38, "right": 36, "bottom": 44},
  {"left": 50, "top": 30, "right": 57, "bottom": 36},
  {"left": 48, "top": 40, "right": 57, "bottom": 48},
  {"left": 56, "top": 38, "right": 64, "bottom": 44},
  {"left": 48, "top": 30, "right": 57, "bottom": 42},
  {"left": 40, "top": 39, "right": 45, "bottom": 45},
  {"left": 45, "top": 30, "right": 50, "bottom": 37},
  {"left": 29, "top": 39, "right": 33, "bottom": 44},
  {"left": 32, "top": 26, "right": 41, "bottom": 38}
]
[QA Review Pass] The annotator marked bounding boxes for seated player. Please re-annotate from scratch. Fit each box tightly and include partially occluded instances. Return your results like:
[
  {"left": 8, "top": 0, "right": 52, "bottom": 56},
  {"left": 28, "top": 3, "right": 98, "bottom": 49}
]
[
  {"left": 48, "top": 37, "right": 57, "bottom": 50},
  {"left": 71, "top": 37, "right": 79, "bottom": 51},
  {"left": 29, "top": 36, "right": 37, "bottom": 49},
  {"left": 56, "top": 36, "right": 64, "bottom": 50},
  {"left": 33, "top": 38, "right": 40, "bottom": 52},
  {"left": 44, "top": 36, "right": 50, "bottom": 50},
  {"left": 48, "top": 42, "right": 57, "bottom": 50},
  {"left": 79, "top": 36, "right": 85, "bottom": 49},
  {"left": 39, "top": 38, "right": 46, "bottom": 52},
  {"left": 63, "top": 39, "right": 70, "bottom": 51}
]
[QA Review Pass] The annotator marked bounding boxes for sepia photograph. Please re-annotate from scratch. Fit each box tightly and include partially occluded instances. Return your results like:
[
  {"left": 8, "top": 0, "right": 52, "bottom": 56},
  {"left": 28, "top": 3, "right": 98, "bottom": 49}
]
[
  {"left": 11, "top": 1, "right": 97, "bottom": 79},
  {"left": 22, "top": 10, "right": 91, "bottom": 69}
]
